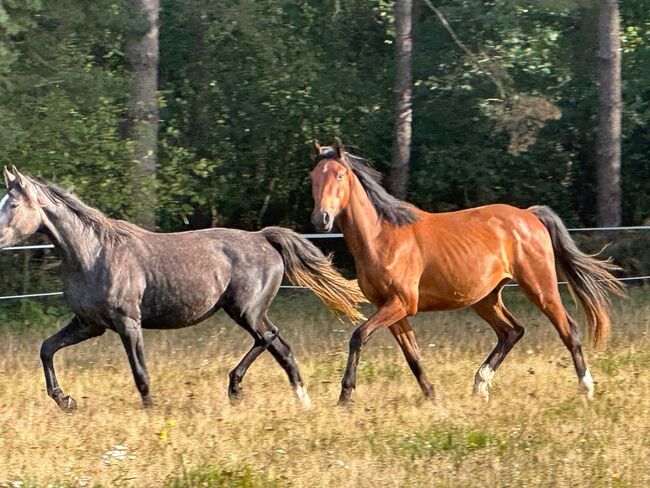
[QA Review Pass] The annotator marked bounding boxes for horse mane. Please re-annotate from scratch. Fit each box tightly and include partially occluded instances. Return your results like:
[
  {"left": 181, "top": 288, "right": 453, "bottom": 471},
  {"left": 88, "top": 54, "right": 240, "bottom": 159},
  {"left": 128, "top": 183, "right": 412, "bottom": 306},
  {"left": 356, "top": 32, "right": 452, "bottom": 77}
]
[
  {"left": 316, "top": 148, "right": 420, "bottom": 227},
  {"left": 31, "top": 177, "right": 137, "bottom": 244}
]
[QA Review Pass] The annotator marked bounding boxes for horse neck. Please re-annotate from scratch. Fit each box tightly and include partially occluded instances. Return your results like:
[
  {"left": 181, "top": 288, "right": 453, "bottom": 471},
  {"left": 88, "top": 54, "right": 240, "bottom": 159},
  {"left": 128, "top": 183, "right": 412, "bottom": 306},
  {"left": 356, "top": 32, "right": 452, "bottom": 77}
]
[
  {"left": 337, "top": 174, "right": 383, "bottom": 262},
  {"left": 40, "top": 200, "right": 103, "bottom": 271}
]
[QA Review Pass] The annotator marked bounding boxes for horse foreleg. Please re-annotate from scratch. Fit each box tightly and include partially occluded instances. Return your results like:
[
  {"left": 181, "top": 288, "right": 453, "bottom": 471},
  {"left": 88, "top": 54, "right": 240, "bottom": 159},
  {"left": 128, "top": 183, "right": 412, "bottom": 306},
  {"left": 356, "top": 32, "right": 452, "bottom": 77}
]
[
  {"left": 389, "top": 318, "right": 435, "bottom": 400},
  {"left": 339, "top": 300, "right": 407, "bottom": 405},
  {"left": 40, "top": 316, "right": 105, "bottom": 412},
  {"left": 471, "top": 292, "right": 524, "bottom": 401},
  {"left": 116, "top": 317, "right": 152, "bottom": 407}
]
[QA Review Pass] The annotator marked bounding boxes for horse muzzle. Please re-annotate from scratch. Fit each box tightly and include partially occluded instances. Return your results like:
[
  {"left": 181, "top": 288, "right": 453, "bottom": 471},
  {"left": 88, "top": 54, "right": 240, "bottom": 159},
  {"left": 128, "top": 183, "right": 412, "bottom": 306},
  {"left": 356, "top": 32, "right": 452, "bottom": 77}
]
[{"left": 311, "top": 210, "right": 334, "bottom": 233}]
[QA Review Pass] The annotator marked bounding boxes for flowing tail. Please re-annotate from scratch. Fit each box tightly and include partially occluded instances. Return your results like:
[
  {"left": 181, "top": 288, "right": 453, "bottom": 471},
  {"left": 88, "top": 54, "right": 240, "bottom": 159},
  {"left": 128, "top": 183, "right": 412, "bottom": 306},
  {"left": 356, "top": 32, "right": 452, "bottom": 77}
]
[
  {"left": 260, "top": 227, "right": 367, "bottom": 323},
  {"left": 530, "top": 206, "right": 625, "bottom": 347}
]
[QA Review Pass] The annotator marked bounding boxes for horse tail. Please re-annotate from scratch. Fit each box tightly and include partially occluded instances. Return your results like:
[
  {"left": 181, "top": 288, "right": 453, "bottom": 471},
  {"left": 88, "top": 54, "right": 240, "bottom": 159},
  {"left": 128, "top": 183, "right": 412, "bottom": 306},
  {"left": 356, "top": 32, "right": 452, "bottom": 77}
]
[
  {"left": 260, "top": 227, "right": 367, "bottom": 323},
  {"left": 529, "top": 205, "right": 625, "bottom": 347}
]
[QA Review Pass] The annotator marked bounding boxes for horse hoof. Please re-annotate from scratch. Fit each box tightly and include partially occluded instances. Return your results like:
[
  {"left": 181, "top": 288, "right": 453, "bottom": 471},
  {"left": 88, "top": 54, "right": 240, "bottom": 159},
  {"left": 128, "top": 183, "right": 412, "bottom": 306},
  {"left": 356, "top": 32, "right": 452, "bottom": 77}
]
[
  {"left": 142, "top": 396, "right": 154, "bottom": 408},
  {"left": 472, "top": 383, "right": 490, "bottom": 403},
  {"left": 580, "top": 384, "right": 594, "bottom": 400},
  {"left": 423, "top": 393, "right": 437, "bottom": 406},
  {"left": 228, "top": 389, "right": 244, "bottom": 406},
  {"left": 295, "top": 385, "right": 312, "bottom": 409},
  {"left": 337, "top": 392, "right": 354, "bottom": 407},
  {"left": 579, "top": 371, "right": 594, "bottom": 400},
  {"left": 58, "top": 395, "right": 77, "bottom": 413}
]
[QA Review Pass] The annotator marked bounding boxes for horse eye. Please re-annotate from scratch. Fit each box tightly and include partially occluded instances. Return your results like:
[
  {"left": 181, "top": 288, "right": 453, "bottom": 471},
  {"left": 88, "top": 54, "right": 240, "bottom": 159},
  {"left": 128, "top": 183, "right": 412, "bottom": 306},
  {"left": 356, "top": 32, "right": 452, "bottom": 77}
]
[
  {"left": 10, "top": 202, "right": 19, "bottom": 209},
  {"left": 336, "top": 172, "right": 345, "bottom": 180}
]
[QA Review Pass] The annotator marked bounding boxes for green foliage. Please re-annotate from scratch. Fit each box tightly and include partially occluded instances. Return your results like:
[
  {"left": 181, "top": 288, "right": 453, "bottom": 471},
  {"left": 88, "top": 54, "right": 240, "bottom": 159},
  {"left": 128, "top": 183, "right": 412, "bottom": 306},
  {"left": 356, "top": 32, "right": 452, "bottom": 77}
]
[
  {"left": 0, "top": 0, "right": 138, "bottom": 218},
  {"left": 0, "top": 0, "right": 649, "bottom": 233},
  {"left": 0, "top": 299, "right": 66, "bottom": 327}
]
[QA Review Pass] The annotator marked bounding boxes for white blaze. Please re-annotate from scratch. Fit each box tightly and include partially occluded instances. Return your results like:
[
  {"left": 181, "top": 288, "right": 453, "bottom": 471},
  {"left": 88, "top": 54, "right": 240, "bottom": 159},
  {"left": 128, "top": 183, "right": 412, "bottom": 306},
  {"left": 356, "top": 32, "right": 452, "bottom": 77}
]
[{"left": 0, "top": 193, "right": 8, "bottom": 210}]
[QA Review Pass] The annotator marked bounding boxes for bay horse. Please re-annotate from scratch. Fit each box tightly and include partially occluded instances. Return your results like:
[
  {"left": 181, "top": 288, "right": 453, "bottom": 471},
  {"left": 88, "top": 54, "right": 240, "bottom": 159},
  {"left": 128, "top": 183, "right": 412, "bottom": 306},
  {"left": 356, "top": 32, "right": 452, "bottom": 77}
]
[
  {"left": 0, "top": 166, "right": 365, "bottom": 411},
  {"left": 310, "top": 138, "right": 624, "bottom": 405}
]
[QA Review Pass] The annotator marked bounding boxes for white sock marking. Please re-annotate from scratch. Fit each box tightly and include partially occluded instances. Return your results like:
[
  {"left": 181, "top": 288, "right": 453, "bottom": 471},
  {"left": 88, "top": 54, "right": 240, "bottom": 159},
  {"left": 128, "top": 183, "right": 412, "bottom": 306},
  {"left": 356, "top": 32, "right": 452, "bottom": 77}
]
[
  {"left": 473, "top": 365, "right": 495, "bottom": 402},
  {"left": 580, "top": 370, "right": 594, "bottom": 399},
  {"left": 295, "top": 385, "right": 312, "bottom": 409},
  {"left": 477, "top": 364, "right": 495, "bottom": 386}
]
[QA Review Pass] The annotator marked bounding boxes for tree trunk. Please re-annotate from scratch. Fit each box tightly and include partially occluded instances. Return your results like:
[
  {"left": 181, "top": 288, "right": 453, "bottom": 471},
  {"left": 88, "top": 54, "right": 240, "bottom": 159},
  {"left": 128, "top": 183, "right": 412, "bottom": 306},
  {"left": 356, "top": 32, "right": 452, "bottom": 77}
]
[
  {"left": 596, "top": 0, "right": 622, "bottom": 227},
  {"left": 126, "top": 0, "right": 160, "bottom": 229},
  {"left": 389, "top": 0, "right": 413, "bottom": 199}
]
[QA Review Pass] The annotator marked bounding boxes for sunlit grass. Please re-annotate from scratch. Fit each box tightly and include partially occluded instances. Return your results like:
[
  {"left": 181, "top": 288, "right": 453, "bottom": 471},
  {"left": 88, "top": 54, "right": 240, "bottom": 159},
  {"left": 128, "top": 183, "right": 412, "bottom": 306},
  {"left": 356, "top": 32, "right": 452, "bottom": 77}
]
[{"left": 1, "top": 288, "right": 650, "bottom": 487}]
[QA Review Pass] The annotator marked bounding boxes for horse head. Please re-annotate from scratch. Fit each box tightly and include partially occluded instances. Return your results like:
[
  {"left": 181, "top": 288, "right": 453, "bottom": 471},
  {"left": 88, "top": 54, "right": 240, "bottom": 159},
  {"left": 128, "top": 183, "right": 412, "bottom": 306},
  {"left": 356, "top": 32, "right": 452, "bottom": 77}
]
[
  {"left": 310, "top": 137, "right": 352, "bottom": 233},
  {"left": 0, "top": 166, "right": 44, "bottom": 248}
]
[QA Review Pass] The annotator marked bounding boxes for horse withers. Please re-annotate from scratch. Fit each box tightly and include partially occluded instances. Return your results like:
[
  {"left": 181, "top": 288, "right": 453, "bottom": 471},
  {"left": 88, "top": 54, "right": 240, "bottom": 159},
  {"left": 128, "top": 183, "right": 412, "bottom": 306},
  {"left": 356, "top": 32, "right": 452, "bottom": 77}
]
[
  {"left": 0, "top": 166, "right": 366, "bottom": 411},
  {"left": 310, "top": 138, "right": 624, "bottom": 405}
]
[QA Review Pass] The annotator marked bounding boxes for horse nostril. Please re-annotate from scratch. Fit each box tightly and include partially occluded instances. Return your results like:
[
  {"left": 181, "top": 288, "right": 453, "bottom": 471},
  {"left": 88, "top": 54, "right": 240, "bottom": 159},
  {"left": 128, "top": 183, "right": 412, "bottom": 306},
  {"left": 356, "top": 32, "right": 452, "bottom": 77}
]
[{"left": 323, "top": 213, "right": 330, "bottom": 226}]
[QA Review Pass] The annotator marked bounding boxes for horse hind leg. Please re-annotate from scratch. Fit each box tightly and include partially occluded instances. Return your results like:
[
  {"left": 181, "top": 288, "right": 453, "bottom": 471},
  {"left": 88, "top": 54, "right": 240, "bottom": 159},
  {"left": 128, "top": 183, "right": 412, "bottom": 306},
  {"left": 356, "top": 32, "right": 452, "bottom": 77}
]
[
  {"left": 518, "top": 279, "right": 593, "bottom": 399},
  {"left": 471, "top": 290, "right": 525, "bottom": 401},
  {"left": 224, "top": 307, "right": 278, "bottom": 405},
  {"left": 265, "top": 319, "right": 311, "bottom": 408},
  {"left": 389, "top": 318, "right": 435, "bottom": 401}
]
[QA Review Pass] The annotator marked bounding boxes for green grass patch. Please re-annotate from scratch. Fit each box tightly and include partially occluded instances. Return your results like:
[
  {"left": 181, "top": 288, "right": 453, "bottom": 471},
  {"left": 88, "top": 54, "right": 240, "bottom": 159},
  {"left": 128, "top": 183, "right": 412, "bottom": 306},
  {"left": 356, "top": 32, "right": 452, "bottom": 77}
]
[
  {"left": 380, "top": 426, "right": 495, "bottom": 462},
  {"left": 357, "top": 359, "right": 405, "bottom": 381},
  {"left": 595, "top": 351, "right": 650, "bottom": 376}
]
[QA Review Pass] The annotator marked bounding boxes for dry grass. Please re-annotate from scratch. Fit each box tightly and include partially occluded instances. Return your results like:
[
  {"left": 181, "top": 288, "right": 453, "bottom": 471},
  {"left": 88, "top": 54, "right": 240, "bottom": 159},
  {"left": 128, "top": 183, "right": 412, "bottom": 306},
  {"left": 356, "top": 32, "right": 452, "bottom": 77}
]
[{"left": 1, "top": 289, "right": 650, "bottom": 487}]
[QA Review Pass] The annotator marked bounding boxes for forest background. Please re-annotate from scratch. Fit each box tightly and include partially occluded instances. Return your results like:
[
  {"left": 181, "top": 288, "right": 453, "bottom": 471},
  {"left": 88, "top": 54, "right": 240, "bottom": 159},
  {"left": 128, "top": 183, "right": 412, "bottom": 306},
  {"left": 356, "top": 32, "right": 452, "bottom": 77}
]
[{"left": 0, "top": 0, "right": 647, "bottom": 302}]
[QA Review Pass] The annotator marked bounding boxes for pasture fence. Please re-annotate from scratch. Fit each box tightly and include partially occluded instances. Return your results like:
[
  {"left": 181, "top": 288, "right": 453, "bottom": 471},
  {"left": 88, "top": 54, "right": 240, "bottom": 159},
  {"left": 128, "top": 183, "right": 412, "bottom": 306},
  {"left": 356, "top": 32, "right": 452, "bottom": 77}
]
[{"left": 1, "top": 226, "right": 650, "bottom": 301}]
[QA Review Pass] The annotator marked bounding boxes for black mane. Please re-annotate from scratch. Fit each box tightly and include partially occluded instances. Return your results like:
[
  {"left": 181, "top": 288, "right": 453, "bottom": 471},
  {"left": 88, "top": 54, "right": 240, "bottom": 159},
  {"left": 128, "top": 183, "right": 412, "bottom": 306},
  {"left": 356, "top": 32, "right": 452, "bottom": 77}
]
[{"left": 317, "top": 149, "right": 420, "bottom": 227}]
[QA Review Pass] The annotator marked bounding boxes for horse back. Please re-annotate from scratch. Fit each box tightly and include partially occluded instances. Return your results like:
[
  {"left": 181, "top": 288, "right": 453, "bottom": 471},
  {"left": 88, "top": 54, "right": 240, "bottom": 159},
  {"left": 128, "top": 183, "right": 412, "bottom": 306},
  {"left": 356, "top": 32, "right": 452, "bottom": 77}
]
[
  {"left": 407, "top": 204, "right": 551, "bottom": 310},
  {"left": 65, "top": 228, "right": 284, "bottom": 329}
]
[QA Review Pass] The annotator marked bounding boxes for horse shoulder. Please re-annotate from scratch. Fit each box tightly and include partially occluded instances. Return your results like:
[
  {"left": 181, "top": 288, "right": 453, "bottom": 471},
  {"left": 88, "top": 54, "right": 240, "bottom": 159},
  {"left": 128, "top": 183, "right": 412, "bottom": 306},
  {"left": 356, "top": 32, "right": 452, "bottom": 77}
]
[{"left": 358, "top": 225, "right": 422, "bottom": 311}]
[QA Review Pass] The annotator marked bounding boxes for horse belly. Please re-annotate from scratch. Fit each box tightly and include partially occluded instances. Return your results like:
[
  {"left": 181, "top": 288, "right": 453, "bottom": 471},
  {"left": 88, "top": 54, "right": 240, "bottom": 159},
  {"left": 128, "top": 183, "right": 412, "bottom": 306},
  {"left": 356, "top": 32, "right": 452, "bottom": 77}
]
[
  {"left": 140, "top": 282, "right": 223, "bottom": 329},
  {"left": 417, "top": 287, "right": 483, "bottom": 311},
  {"left": 417, "top": 263, "right": 509, "bottom": 312}
]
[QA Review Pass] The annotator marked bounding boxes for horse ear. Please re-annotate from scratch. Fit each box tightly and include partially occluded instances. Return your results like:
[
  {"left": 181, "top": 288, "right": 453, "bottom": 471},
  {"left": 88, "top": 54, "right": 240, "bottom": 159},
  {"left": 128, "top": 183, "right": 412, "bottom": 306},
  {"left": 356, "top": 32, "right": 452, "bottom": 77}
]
[
  {"left": 332, "top": 137, "right": 344, "bottom": 158},
  {"left": 313, "top": 140, "right": 323, "bottom": 155},
  {"left": 10, "top": 166, "right": 41, "bottom": 204},
  {"left": 3, "top": 166, "right": 15, "bottom": 187},
  {"left": 11, "top": 165, "right": 27, "bottom": 189}
]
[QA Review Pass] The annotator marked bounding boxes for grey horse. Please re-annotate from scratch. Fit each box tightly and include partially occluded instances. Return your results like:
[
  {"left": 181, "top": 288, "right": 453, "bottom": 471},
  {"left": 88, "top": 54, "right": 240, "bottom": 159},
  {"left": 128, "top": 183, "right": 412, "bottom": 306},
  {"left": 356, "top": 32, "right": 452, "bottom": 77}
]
[{"left": 0, "top": 166, "right": 365, "bottom": 411}]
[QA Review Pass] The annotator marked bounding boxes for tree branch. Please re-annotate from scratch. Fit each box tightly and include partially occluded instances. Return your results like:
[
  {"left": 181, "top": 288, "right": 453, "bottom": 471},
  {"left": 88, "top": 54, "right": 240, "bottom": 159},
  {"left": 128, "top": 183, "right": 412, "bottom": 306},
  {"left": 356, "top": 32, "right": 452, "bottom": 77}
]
[{"left": 421, "top": 0, "right": 507, "bottom": 99}]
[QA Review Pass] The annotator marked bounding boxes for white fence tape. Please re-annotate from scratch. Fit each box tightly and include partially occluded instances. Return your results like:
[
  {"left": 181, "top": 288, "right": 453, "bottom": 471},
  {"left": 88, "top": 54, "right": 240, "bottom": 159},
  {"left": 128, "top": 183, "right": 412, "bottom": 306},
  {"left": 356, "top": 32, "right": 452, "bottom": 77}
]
[{"left": 2, "top": 226, "right": 649, "bottom": 301}]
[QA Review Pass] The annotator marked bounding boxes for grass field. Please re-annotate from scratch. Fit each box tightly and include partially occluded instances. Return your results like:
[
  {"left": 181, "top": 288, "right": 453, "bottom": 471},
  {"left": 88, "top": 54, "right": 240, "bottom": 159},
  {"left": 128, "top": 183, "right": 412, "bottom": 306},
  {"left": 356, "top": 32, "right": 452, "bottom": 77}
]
[{"left": 1, "top": 288, "right": 650, "bottom": 487}]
